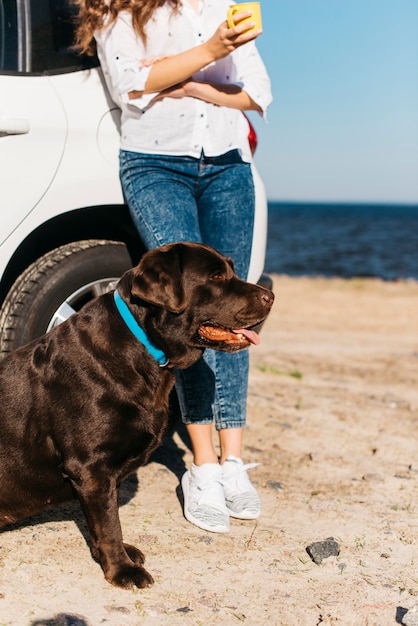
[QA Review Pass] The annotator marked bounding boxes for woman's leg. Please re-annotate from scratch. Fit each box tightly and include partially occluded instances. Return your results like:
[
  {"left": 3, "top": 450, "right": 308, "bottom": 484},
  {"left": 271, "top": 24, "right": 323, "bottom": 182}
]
[
  {"left": 218, "top": 427, "right": 243, "bottom": 464},
  {"left": 195, "top": 153, "right": 261, "bottom": 520},
  {"left": 187, "top": 424, "right": 218, "bottom": 465}
]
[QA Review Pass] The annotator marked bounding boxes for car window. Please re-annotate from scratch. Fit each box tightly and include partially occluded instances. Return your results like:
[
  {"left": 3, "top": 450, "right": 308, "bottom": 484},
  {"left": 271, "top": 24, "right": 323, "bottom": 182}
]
[
  {"left": 0, "top": 0, "right": 19, "bottom": 71},
  {"left": 0, "top": 0, "right": 98, "bottom": 74},
  {"left": 31, "top": 0, "right": 98, "bottom": 73}
]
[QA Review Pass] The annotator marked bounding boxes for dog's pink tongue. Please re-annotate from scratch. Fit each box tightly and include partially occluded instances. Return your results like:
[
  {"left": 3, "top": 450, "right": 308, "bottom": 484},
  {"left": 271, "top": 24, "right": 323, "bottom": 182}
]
[{"left": 233, "top": 328, "right": 260, "bottom": 345}]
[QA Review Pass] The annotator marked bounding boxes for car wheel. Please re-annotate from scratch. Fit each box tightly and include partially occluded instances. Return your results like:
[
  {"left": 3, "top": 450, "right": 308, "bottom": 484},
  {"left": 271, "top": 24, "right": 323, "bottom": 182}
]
[{"left": 0, "top": 240, "right": 133, "bottom": 356}]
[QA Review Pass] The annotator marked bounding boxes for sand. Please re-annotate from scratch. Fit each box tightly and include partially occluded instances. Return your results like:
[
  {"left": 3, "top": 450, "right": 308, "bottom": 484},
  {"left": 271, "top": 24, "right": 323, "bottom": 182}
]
[{"left": 0, "top": 275, "right": 417, "bottom": 626}]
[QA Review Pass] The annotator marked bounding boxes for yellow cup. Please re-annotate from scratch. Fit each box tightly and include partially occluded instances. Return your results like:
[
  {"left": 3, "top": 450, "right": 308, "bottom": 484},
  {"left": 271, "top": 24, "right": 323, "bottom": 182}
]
[{"left": 227, "top": 2, "right": 262, "bottom": 32}]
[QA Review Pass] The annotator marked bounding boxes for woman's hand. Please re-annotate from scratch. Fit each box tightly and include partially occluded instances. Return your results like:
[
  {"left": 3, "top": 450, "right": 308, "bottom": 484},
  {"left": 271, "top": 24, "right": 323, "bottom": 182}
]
[
  {"left": 205, "top": 12, "right": 262, "bottom": 60},
  {"left": 153, "top": 81, "right": 192, "bottom": 100}
]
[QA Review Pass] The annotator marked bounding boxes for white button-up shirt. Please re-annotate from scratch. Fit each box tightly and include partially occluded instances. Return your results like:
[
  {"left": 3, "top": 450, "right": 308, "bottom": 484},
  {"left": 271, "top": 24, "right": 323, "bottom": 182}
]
[{"left": 94, "top": 0, "right": 272, "bottom": 162}]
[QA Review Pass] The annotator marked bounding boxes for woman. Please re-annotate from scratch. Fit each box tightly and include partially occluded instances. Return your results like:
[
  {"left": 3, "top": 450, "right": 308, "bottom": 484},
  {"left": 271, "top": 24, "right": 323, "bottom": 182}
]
[{"left": 75, "top": 0, "right": 272, "bottom": 533}]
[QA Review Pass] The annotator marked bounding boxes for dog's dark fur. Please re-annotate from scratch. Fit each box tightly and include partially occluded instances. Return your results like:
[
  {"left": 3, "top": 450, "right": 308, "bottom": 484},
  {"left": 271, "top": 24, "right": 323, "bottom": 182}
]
[{"left": 0, "top": 242, "right": 274, "bottom": 589}]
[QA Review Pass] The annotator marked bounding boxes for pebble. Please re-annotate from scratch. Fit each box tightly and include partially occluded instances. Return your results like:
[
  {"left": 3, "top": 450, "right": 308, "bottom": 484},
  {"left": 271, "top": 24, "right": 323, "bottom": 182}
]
[
  {"left": 266, "top": 480, "right": 284, "bottom": 492},
  {"left": 362, "top": 473, "right": 385, "bottom": 482},
  {"left": 306, "top": 537, "right": 340, "bottom": 564},
  {"left": 403, "top": 605, "right": 418, "bottom": 626}
]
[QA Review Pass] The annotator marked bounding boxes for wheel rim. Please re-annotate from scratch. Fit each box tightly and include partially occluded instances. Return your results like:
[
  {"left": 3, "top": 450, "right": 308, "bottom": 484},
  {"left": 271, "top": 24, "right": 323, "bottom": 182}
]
[{"left": 46, "top": 277, "right": 119, "bottom": 332}]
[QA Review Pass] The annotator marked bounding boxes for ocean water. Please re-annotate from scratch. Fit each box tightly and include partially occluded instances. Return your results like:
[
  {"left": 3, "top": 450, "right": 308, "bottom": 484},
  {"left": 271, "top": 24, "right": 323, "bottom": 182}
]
[{"left": 265, "top": 203, "right": 418, "bottom": 280}]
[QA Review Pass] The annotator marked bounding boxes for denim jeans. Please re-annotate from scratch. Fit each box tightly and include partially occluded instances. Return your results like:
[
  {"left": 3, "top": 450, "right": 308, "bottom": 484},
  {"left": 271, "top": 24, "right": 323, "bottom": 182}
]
[{"left": 119, "top": 149, "right": 255, "bottom": 429}]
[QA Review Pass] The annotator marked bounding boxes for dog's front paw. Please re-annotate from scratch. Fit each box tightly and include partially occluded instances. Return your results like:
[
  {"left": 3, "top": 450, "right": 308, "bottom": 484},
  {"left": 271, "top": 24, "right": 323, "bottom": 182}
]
[
  {"left": 108, "top": 564, "right": 154, "bottom": 590},
  {"left": 124, "top": 542, "right": 145, "bottom": 565}
]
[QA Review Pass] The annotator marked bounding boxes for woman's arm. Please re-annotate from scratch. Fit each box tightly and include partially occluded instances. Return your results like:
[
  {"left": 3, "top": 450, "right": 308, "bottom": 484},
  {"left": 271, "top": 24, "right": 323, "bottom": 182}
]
[
  {"left": 128, "top": 13, "right": 261, "bottom": 99},
  {"left": 155, "top": 80, "right": 262, "bottom": 113},
  {"left": 186, "top": 81, "right": 262, "bottom": 112}
]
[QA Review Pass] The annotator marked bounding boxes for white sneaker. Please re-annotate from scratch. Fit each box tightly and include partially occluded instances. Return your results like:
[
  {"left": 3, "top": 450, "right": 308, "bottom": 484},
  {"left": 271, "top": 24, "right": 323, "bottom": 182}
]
[
  {"left": 181, "top": 463, "right": 230, "bottom": 533},
  {"left": 222, "top": 455, "right": 261, "bottom": 519}
]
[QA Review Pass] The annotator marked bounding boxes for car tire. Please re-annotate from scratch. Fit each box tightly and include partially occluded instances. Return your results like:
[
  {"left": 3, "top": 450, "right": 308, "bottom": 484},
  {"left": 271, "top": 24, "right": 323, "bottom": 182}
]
[{"left": 0, "top": 240, "right": 133, "bottom": 356}]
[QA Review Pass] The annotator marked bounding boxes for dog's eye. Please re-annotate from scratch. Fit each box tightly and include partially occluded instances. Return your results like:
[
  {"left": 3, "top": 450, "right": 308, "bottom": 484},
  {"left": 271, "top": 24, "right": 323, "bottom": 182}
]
[{"left": 211, "top": 273, "right": 225, "bottom": 281}]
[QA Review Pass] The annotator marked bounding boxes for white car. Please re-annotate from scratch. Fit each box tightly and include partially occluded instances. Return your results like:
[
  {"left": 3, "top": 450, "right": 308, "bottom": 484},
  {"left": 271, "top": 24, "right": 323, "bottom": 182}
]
[{"left": 0, "top": 0, "right": 268, "bottom": 354}]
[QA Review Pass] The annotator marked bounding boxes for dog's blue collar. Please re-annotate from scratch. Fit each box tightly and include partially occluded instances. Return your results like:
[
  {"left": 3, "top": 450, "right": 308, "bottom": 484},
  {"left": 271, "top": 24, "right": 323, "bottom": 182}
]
[{"left": 113, "top": 290, "right": 168, "bottom": 367}]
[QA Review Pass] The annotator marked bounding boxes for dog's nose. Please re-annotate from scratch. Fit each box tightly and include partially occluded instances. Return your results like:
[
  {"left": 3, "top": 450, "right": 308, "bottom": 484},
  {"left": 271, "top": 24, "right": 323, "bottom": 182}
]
[{"left": 261, "top": 291, "right": 274, "bottom": 308}]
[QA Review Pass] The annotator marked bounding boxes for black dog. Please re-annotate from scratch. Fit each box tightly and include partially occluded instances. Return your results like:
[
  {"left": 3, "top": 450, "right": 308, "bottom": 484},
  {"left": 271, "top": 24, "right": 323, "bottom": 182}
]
[{"left": 0, "top": 242, "right": 274, "bottom": 589}]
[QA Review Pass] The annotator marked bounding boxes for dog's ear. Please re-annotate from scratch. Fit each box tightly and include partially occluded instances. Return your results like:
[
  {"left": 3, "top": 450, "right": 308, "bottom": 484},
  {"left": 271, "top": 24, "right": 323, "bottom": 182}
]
[{"left": 131, "top": 244, "right": 187, "bottom": 314}]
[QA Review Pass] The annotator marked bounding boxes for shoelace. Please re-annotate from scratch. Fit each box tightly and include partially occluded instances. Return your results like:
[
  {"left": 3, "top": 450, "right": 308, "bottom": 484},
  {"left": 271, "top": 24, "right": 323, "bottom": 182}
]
[
  {"left": 241, "top": 462, "right": 261, "bottom": 472},
  {"left": 224, "top": 462, "right": 261, "bottom": 488},
  {"left": 194, "top": 477, "right": 225, "bottom": 507}
]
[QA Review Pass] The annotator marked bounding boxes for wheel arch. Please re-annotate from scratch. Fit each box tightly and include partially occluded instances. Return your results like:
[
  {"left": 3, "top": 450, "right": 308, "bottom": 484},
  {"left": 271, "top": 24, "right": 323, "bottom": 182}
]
[{"left": 0, "top": 204, "right": 145, "bottom": 306}]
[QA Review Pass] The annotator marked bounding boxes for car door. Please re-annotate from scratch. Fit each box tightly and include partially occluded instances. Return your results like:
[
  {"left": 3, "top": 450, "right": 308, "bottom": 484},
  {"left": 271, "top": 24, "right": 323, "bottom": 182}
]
[
  {"left": 0, "top": 0, "right": 99, "bottom": 247},
  {"left": 0, "top": 74, "right": 67, "bottom": 246},
  {"left": 0, "top": 0, "right": 68, "bottom": 245}
]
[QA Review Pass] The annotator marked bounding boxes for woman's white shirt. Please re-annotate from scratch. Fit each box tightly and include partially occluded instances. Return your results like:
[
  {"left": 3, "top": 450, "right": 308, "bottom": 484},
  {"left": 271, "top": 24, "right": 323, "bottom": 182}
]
[{"left": 94, "top": 0, "right": 272, "bottom": 161}]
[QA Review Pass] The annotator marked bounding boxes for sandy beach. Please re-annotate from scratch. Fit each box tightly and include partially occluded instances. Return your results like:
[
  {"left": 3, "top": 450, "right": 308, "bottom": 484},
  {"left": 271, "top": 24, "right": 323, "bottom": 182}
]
[{"left": 0, "top": 275, "right": 417, "bottom": 626}]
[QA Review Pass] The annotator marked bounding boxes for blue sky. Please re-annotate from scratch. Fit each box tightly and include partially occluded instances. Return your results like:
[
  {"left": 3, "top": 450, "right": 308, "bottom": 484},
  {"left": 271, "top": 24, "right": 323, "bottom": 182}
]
[{"left": 247, "top": 0, "right": 418, "bottom": 203}]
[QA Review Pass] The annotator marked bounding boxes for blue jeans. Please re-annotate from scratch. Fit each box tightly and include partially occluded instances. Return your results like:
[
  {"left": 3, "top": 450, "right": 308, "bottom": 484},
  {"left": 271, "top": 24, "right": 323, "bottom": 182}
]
[{"left": 119, "top": 149, "right": 255, "bottom": 429}]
